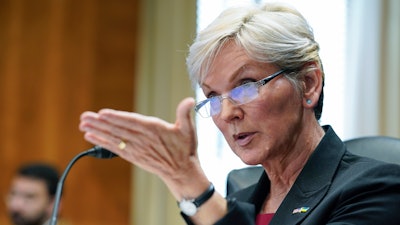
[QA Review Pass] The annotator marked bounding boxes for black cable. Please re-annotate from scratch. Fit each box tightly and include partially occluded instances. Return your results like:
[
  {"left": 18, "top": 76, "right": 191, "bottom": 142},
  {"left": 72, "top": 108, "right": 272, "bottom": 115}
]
[{"left": 49, "top": 146, "right": 117, "bottom": 225}]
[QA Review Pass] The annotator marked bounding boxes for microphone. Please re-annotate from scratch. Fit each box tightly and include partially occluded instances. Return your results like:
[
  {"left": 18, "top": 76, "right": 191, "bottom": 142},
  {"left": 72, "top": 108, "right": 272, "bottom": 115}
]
[{"left": 50, "top": 146, "right": 117, "bottom": 225}]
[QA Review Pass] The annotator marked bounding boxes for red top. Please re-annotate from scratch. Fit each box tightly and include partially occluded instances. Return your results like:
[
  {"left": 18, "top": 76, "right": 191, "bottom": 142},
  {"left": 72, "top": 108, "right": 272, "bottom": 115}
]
[{"left": 256, "top": 213, "right": 274, "bottom": 225}]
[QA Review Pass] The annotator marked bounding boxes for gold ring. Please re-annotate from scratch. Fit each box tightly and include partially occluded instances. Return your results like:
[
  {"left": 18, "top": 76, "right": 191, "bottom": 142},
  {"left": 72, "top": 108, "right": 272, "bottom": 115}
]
[{"left": 118, "top": 140, "right": 127, "bottom": 150}]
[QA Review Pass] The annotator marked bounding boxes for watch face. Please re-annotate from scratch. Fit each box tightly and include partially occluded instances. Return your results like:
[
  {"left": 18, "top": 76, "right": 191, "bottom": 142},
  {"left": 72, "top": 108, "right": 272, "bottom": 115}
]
[{"left": 179, "top": 200, "right": 197, "bottom": 216}]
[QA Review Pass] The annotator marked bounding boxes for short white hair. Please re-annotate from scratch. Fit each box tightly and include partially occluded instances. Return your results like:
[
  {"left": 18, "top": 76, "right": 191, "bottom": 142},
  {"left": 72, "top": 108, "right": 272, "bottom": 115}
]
[{"left": 186, "top": 2, "right": 323, "bottom": 87}]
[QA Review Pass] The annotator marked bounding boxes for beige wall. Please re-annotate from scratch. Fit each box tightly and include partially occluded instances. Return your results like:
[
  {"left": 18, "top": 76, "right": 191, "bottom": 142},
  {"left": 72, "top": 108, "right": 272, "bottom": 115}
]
[{"left": 132, "top": 1, "right": 196, "bottom": 225}]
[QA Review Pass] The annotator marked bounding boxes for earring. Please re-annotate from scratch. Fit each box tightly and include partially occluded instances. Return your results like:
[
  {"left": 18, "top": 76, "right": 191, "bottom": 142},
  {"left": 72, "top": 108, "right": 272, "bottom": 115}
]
[{"left": 306, "top": 99, "right": 312, "bottom": 104}]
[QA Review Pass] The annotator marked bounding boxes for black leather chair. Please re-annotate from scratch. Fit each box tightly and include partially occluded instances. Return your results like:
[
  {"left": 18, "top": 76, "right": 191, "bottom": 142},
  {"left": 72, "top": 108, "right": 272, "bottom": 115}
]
[{"left": 226, "top": 136, "right": 400, "bottom": 195}]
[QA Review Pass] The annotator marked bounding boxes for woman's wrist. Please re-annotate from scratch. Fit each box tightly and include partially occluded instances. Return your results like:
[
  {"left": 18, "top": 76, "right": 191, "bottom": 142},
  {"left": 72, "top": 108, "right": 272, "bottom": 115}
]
[{"left": 162, "top": 160, "right": 210, "bottom": 200}]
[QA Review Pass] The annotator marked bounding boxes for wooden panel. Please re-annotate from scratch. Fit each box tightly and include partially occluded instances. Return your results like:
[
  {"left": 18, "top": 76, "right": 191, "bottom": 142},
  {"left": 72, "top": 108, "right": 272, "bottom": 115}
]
[{"left": 0, "top": 0, "right": 139, "bottom": 224}]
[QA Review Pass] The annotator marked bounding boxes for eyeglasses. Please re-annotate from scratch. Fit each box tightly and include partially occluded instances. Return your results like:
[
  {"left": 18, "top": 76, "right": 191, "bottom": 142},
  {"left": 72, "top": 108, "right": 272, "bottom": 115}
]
[{"left": 195, "top": 70, "right": 286, "bottom": 118}]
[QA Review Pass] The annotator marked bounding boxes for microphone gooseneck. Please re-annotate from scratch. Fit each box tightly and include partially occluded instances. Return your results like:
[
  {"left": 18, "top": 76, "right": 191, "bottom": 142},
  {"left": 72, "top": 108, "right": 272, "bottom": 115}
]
[
  {"left": 49, "top": 146, "right": 117, "bottom": 225},
  {"left": 86, "top": 145, "right": 118, "bottom": 159}
]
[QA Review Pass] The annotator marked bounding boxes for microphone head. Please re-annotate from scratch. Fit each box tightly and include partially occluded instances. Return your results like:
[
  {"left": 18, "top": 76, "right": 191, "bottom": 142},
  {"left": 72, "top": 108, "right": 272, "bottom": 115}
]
[{"left": 87, "top": 146, "right": 118, "bottom": 159}]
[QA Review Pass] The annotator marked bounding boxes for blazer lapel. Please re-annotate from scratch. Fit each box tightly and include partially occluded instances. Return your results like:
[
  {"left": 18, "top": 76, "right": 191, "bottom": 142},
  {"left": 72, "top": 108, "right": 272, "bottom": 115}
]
[{"left": 270, "top": 126, "right": 346, "bottom": 225}]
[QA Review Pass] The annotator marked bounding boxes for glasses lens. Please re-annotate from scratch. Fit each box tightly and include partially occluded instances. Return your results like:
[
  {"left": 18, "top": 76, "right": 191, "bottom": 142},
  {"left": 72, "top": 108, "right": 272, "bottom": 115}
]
[
  {"left": 196, "top": 70, "right": 284, "bottom": 118},
  {"left": 196, "top": 97, "right": 221, "bottom": 118},
  {"left": 196, "top": 100, "right": 211, "bottom": 118},
  {"left": 196, "top": 83, "right": 260, "bottom": 118},
  {"left": 230, "top": 83, "right": 258, "bottom": 105},
  {"left": 209, "top": 97, "right": 221, "bottom": 116}
]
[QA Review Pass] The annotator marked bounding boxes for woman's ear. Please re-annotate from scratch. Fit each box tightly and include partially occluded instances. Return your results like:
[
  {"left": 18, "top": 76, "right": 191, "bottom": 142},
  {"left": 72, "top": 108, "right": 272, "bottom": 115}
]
[{"left": 302, "top": 62, "right": 323, "bottom": 108}]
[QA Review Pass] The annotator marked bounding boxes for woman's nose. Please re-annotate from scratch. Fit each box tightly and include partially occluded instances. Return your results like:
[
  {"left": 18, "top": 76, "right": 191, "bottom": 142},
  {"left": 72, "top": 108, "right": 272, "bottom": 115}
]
[{"left": 218, "top": 98, "right": 243, "bottom": 121}]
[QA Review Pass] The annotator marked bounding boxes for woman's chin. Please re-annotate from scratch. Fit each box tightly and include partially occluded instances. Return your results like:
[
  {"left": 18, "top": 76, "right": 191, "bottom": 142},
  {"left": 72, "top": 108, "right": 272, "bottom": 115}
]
[{"left": 239, "top": 154, "right": 262, "bottom": 166}]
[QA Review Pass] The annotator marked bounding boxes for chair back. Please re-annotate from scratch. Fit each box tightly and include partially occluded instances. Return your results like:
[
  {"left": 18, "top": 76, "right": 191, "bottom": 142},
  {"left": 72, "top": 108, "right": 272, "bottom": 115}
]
[
  {"left": 226, "top": 136, "right": 400, "bottom": 195},
  {"left": 343, "top": 136, "right": 400, "bottom": 164}
]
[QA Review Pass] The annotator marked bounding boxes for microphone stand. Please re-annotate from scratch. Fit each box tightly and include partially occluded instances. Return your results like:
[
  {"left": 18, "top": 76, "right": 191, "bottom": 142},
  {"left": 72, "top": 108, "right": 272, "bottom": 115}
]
[{"left": 49, "top": 146, "right": 117, "bottom": 225}]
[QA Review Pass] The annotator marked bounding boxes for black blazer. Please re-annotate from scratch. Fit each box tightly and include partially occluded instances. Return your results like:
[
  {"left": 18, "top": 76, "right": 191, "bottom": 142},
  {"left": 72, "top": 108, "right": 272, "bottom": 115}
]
[{"left": 211, "top": 126, "right": 400, "bottom": 225}]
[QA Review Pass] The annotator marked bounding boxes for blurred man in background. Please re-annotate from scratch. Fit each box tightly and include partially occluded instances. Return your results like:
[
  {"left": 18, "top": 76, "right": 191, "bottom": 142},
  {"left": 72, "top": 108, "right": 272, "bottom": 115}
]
[{"left": 5, "top": 163, "right": 60, "bottom": 225}]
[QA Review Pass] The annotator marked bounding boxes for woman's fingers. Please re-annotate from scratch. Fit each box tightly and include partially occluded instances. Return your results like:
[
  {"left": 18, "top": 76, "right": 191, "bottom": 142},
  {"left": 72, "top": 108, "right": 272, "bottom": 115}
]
[{"left": 78, "top": 98, "right": 199, "bottom": 179}]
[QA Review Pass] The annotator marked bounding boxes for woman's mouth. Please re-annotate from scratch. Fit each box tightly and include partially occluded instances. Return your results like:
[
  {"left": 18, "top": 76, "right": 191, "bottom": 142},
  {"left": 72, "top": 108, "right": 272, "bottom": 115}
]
[{"left": 233, "top": 132, "right": 255, "bottom": 146}]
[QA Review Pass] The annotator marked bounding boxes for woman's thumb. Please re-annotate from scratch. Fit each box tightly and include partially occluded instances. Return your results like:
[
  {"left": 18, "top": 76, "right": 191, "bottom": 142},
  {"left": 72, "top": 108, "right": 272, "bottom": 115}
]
[{"left": 176, "top": 97, "right": 196, "bottom": 132}]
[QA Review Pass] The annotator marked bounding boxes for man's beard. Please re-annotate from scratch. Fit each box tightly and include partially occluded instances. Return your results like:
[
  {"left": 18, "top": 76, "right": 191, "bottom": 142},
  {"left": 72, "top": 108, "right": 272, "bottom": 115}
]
[{"left": 10, "top": 211, "right": 47, "bottom": 225}]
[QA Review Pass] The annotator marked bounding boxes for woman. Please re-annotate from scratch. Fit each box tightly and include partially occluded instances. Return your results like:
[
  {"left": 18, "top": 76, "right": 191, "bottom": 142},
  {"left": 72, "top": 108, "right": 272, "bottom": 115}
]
[{"left": 79, "top": 2, "right": 400, "bottom": 225}]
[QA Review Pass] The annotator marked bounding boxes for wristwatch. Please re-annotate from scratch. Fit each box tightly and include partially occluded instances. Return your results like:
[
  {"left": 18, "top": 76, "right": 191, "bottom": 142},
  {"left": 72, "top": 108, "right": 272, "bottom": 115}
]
[{"left": 178, "top": 183, "right": 215, "bottom": 216}]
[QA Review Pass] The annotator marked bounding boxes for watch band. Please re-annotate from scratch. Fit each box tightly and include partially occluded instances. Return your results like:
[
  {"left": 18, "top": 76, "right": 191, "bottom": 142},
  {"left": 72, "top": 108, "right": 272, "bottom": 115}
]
[
  {"left": 193, "top": 182, "right": 215, "bottom": 207},
  {"left": 178, "top": 183, "right": 215, "bottom": 216}
]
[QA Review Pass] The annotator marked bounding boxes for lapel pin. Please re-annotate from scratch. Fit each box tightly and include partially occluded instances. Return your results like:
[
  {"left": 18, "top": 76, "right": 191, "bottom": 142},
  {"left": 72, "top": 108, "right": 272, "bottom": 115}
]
[{"left": 292, "top": 207, "right": 310, "bottom": 214}]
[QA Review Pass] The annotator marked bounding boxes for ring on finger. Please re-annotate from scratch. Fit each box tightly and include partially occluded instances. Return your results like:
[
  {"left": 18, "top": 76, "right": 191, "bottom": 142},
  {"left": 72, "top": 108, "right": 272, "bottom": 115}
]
[{"left": 118, "top": 140, "right": 127, "bottom": 150}]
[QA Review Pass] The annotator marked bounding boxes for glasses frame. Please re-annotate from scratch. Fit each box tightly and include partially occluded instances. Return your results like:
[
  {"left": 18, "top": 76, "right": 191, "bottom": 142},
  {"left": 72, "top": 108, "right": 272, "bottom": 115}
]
[{"left": 195, "top": 69, "right": 286, "bottom": 118}]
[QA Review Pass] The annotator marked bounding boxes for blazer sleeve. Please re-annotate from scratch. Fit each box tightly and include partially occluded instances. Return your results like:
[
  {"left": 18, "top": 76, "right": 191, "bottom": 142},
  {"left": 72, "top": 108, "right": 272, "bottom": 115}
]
[
  {"left": 181, "top": 198, "right": 256, "bottom": 225},
  {"left": 214, "top": 198, "right": 256, "bottom": 225},
  {"left": 324, "top": 163, "right": 400, "bottom": 225}
]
